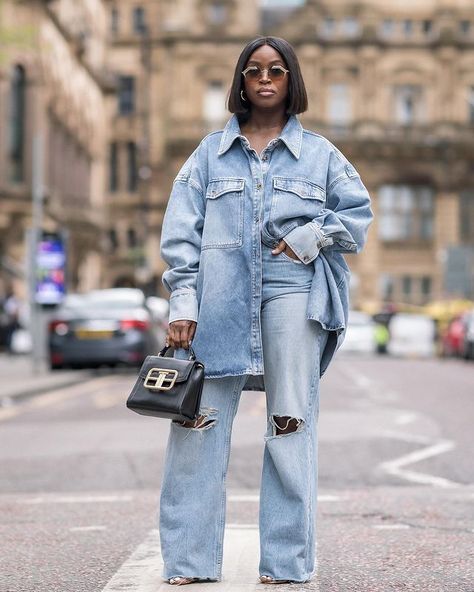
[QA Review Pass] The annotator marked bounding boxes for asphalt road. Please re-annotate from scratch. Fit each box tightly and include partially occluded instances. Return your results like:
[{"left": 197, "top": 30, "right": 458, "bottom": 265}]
[{"left": 0, "top": 353, "right": 473, "bottom": 591}]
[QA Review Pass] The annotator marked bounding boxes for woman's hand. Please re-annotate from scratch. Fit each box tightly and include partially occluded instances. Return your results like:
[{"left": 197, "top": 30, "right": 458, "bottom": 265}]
[
  {"left": 271, "top": 239, "right": 300, "bottom": 261},
  {"left": 166, "top": 320, "right": 197, "bottom": 350}
]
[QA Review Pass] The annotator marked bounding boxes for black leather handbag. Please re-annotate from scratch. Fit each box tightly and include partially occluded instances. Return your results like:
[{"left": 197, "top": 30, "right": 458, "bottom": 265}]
[{"left": 126, "top": 346, "right": 205, "bottom": 421}]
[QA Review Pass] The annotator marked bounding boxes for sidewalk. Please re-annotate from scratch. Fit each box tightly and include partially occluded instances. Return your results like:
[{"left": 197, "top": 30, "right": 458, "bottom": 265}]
[{"left": 0, "top": 353, "right": 94, "bottom": 402}]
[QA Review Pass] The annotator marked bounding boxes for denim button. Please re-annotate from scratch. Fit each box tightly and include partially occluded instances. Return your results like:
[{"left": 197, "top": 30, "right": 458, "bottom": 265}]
[{"left": 257, "top": 183, "right": 262, "bottom": 190}]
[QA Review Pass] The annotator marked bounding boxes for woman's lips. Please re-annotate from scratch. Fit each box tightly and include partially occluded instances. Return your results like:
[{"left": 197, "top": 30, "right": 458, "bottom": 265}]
[{"left": 257, "top": 90, "right": 275, "bottom": 97}]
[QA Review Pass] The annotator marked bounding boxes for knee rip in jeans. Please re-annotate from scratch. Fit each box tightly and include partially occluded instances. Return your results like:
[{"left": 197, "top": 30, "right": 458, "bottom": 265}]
[
  {"left": 270, "top": 415, "right": 305, "bottom": 437},
  {"left": 172, "top": 407, "right": 218, "bottom": 430}
]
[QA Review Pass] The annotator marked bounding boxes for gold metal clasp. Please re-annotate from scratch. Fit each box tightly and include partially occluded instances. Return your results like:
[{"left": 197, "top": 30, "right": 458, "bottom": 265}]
[{"left": 144, "top": 368, "right": 178, "bottom": 391}]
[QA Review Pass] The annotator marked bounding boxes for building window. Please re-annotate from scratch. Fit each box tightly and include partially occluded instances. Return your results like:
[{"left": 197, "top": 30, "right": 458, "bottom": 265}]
[
  {"left": 422, "top": 20, "right": 432, "bottom": 35},
  {"left": 403, "top": 20, "right": 413, "bottom": 37},
  {"left": 378, "top": 185, "right": 434, "bottom": 242},
  {"left": 467, "top": 86, "right": 474, "bottom": 123},
  {"left": 208, "top": 3, "right": 227, "bottom": 26},
  {"left": 460, "top": 191, "right": 474, "bottom": 244},
  {"left": 127, "top": 228, "right": 137, "bottom": 248},
  {"left": 132, "top": 6, "right": 146, "bottom": 35},
  {"left": 460, "top": 20, "right": 471, "bottom": 36},
  {"left": 109, "top": 142, "right": 119, "bottom": 192},
  {"left": 341, "top": 16, "right": 359, "bottom": 37},
  {"left": 111, "top": 7, "right": 119, "bottom": 35},
  {"left": 203, "top": 80, "right": 226, "bottom": 125},
  {"left": 118, "top": 76, "right": 135, "bottom": 115},
  {"left": 321, "top": 17, "right": 336, "bottom": 37},
  {"left": 394, "top": 84, "right": 423, "bottom": 125},
  {"left": 380, "top": 274, "right": 395, "bottom": 301},
  {"left": 327, "top": 83, "right": 352, "bottom": 125},
  {"left": 127, "top": 141, "right": 138, "bottom": 192},
  {"left": 109, "top": 228, "right": 118, "bottom": 251},
  {"left": 381, "top": 19, "right": 394, "bottom": 37},
  {"left": 9, "top": 65, "right": 26, "bottom": 183},
  {"left": 421, "top": 276, "right": 432, "bottom": 297},
  {"left": 401, "top": 276, "right": 412, "bottom": 298}
]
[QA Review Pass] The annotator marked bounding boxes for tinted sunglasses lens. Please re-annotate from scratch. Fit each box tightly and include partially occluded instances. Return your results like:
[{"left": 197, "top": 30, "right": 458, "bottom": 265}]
[
  {"left": 244, "top": 68, "right": 260, "bottom": 80},
  {"left": 269, "top": 66, "right": 286, "bottom": 80}
]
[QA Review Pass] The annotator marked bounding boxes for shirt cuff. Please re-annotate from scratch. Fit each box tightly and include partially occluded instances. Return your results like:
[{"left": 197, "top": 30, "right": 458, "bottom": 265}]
[
  {"left": 283, "top": 222, "right": 334, "bottom": 264},
  {"left": 168, "top": 288, "right": 198, "bottom": 323}
]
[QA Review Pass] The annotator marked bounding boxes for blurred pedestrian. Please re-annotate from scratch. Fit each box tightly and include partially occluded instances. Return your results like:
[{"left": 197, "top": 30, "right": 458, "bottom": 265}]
[
  {"left": 375, "top": 322, "right": 390, "bottom": 354},
  {"left": 3, "top": 291, "right": 21, "bottom": 354},
  {"left": 159, "top": 36, "right": 373, "bottom": 585}
]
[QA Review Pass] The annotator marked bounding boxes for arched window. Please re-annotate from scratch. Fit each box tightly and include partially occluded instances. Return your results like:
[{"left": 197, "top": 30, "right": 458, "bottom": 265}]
[{"left": 9, "top": 65, "right": 26, "bottom": 182}]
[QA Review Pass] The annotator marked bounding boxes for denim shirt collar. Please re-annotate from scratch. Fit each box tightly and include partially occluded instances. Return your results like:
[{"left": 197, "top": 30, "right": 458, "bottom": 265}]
[{"left": 218, "top": 113, "right": 303, "bottom": 159}]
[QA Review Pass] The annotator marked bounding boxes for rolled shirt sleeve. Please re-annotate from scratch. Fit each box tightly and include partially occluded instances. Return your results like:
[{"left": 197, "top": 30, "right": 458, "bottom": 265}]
[{"left": 283, "top": 155, "right": 374, "bottom": 264}]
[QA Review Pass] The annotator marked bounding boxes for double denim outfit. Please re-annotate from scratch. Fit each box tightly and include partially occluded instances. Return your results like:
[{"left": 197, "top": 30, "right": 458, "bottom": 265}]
[{"left": 159, "top": 114, "right": 373, "bottom": 582}]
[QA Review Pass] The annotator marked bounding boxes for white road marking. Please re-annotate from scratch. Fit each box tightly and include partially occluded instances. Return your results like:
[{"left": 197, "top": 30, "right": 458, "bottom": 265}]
[
  {"left": 379, "top": 439, "right": 459, "bottom": 488},
  {"left": 21, "top": 494, "right": 133, "bottom": 504},
  {"left": 343, "top": 366, "right": 461, "bottom": 489},
  {"left": 395, "top": 412, "right": 417, "bottom": 425},
  {"left": 101, "top": 529, "right": 162, "bottom": 592},
  {"left": 372, "top": 524, "right": 410, "bottom": 530},
  {"left": 227, "top": 493, "right": 344, "bottom": 503},
  {"left": 70, "top": 525, "right": 107, "bottom": 532},
  {"left": 101, "top": 527, "right": 262, "bottom": 591}
]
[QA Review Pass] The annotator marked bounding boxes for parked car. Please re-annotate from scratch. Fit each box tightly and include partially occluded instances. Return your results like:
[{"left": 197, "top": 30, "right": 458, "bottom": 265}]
[
  {"left": 461, "top": 310, "right": 474, "bottom": 360},
  {"left": 441, "top": 313, "right": 468, "bottom": 358},
  {"left": 48, "top": 288, "right": 162, "bottom": 370},
  {"left": 387, "top": 313, "right": 435, "bottom": 358},
  {"left": 338, "top": 310, "right": 376, "bottom": 354}
]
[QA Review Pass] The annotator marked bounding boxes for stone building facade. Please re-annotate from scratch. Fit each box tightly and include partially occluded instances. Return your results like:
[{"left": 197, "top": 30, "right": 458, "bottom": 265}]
[
  {"left": 2, "top": 0, "right": 474, "bottom": 311},
  {"left": 103, "top": 0, "right": 474, "bottom": 310},
  {"left": 0, "top": 0, "right": 108, "bottom": 300}
]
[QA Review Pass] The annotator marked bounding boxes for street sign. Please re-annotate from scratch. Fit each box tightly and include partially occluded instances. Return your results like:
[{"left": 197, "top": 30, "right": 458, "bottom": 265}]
[{"left": 35, "top": 231, "right": 67, "bottom": 306}]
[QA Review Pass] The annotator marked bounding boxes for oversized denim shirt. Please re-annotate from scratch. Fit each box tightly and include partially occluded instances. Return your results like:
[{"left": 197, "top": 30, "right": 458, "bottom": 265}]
[{"left": 160, "top": 114, "right": 374, "bottom": 391}]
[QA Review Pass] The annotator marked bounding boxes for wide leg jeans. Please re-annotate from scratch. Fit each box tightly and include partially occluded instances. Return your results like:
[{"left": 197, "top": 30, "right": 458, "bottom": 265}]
[{"left": 159, "top": 243, "right": 330, "bottom": 582}]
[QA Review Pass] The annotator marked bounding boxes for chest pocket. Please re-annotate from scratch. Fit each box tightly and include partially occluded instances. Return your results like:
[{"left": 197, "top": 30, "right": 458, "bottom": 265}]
[
  {"left": 270, "top": 177, "right": 326, "bottom": 235},
  {"left": 202, "top": 178, "right": 245, "bottom": 250}
]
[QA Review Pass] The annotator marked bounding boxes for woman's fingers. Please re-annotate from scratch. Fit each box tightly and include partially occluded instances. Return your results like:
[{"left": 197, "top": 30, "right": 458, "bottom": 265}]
[
  {"left": 271, "top": 239, "right": 299, "bottom": 260},
  {"left": 166, "top": 320, "right": 197, "bottom": 349},
  {"left": 271, "top": 240, "right": 286, "bottom": 255}
]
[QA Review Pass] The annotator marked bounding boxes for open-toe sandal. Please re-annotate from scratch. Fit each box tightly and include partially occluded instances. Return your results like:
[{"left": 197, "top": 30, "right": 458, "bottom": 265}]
[
  {"left": 168, "top": 576, "right": 199, "bottom": 585},
  {"left": 259, "top": 575, "right": 293, "bottom": 584}
]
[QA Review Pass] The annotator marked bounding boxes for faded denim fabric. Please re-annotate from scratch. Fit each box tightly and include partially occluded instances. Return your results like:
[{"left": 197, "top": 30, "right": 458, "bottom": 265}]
[
  {"left": 159, "top": 251, "right": 330, "bottom": 582},
  {"left": 160, "top": 114, "right": 374, "bottom": 388}
]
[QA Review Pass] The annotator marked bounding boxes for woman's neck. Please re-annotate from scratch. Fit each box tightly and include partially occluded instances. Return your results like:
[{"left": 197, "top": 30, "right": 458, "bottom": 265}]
[{"left": 241, "top": 109, "right": 289, "bottom": 134}]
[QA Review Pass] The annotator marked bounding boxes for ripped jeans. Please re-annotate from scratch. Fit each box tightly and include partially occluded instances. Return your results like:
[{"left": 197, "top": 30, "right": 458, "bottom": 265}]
[{"left": 159, "top": 243, "right": 330, "bottom": 583}]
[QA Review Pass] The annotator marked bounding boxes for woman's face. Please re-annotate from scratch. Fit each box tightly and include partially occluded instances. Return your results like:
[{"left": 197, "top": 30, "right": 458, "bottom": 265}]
[{"left": 242, "top": 44, "right": 289, "bottom": 112}]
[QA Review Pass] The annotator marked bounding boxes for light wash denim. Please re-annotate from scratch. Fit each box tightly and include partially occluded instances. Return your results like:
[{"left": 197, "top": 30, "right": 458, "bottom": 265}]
[
  {"left": 160, "top": 114, "right": 374, "bottom": 389},
  {"left": 159, "top": 240, "right": 330, "bottom": 583}
]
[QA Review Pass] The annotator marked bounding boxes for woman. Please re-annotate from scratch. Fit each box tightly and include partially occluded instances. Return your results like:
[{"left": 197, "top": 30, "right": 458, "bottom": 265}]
[{"left": 159, "top": 36, "right": 373, "bottom": 585}]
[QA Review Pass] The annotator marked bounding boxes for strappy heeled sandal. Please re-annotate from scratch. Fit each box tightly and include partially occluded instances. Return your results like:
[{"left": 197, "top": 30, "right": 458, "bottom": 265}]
[
  {"left": 259, "top": 575, "right": 293, "bottom": 584},
  {"left": 168, "top": 576, "right": 199, "bottom": 585}
]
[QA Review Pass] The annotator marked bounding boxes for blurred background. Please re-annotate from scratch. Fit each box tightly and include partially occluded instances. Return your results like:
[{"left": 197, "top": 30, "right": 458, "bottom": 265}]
[
  {"left": 1, "top": 4, "right": 473, "bottom": 591},
  {"left": 1, "top": 0, "right": 474, "bottom": 364}
]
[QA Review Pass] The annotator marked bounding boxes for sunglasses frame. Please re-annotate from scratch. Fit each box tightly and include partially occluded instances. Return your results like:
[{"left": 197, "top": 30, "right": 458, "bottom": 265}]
[{"left": 241, "top": 65, "right": 290, "bottom": 81}]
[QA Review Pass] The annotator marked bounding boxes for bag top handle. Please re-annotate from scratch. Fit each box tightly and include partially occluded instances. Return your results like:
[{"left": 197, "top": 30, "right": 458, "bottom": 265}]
[{"left": 158, "top": 345, "right": 196, "bottom": 361}]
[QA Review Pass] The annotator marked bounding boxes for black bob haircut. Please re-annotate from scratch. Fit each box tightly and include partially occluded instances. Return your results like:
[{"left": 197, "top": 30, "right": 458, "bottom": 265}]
[{"left": 227, "top": 36, "right": 308, "bottom": 120}]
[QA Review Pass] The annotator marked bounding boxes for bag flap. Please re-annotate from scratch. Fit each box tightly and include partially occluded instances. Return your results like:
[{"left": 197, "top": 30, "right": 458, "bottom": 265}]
[{"left": 138, "top": 356, "right": 198, "bottom": 383}]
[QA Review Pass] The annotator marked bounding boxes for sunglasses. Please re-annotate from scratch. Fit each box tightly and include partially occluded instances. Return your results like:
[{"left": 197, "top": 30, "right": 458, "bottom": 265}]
[{"left": 241, "top": 65, "right": 289, "bottom": 82}]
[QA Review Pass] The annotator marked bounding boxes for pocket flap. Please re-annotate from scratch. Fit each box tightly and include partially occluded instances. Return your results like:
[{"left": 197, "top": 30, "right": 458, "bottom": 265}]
[
  {"left": 207, "top": 178, "right": 245, "bottom": 199},
  {"left": 273, "top": 177, "right": 325, "bottom": 200}
]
